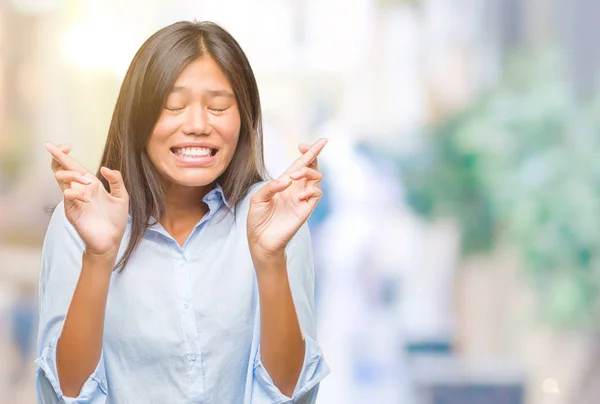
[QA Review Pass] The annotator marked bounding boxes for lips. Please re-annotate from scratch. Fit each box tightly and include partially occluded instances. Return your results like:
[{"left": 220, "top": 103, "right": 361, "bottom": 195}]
[{"left": 168, "top": 145, "right": 218, "bottom": 168}]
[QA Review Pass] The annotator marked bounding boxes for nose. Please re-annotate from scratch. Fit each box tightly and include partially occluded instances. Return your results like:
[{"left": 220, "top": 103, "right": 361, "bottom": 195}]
[{"left": 182, "top": 106, "right": 210, "bottom": 136}]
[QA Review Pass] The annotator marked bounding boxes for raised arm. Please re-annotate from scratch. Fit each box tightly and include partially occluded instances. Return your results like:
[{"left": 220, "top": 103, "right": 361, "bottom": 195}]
[{"left": 36, "top": 143, "right": 128, "bottom": 401}]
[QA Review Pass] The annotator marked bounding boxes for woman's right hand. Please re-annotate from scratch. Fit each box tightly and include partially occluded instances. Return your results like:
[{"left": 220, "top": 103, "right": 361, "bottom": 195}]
[{"left": 46, "top": 142, "right": 129, "bottom": 259}]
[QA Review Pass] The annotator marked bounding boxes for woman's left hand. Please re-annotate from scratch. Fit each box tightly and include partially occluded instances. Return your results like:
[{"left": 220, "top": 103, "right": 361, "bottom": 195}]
[{"left": 247, "top": 138, "right": 327, "bottom": 260}]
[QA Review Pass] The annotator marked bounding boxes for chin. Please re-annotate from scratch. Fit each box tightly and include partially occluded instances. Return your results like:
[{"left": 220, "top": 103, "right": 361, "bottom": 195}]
[
  {"left": 153, "top": 152, "right": 231, "bottom": 189},
  {"left": 171, "top": 176, "right": 218, "bottom": 188},
  {"left": 164, "top": 168, "right": 222, "bottom": 188}
]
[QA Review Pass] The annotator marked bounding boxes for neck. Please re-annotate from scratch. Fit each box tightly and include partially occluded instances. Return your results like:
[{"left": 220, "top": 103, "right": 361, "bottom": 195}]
[{"left": 160, "top": 183, "right": 213, "bottom": 245}]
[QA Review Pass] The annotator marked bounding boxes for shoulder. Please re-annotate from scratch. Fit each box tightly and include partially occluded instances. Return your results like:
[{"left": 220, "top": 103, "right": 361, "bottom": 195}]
[
  {"left": 287, "top": 221, "right": 312, "bottom": 258},
  {"left": 247, "top": 180, "right": 270, "bottom": 199},
  {"left": 234, "top": 180, "right": 270, "bottom": 213},
  {"left": 39, "top": 201, "right": 86, "bottom": 293},
  {"left": 43, "top": 200, "right": 85, "bottom": 252},
  {"left": 46, "top": 200, "right": 74, "bottom": 236}
]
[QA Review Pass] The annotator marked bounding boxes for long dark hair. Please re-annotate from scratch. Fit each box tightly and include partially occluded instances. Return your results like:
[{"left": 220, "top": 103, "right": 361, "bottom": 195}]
[{"left": 99, "top": 21, "right": 267, "bottom": 271}]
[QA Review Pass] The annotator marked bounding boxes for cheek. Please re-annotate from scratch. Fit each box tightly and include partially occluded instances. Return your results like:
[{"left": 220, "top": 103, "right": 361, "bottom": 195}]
[
  {"left": 214, "top": 115, "right": 241, "bottom": 149},
  {"left": 146, "top": 128, "right": 168, "bottom": 168},
  {"left": 153, "top": 115, "right": 180, "bottom": 141},
  {"left": 148, "top": 117, "right": 179, "bottom": 151}
]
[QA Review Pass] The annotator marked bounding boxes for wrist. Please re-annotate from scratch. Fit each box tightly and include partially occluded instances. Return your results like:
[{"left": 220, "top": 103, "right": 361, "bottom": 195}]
[
  {"left": 252, "top": 252, "right": 289, "bottom": 289},
  {"left": 83, "top": 248, "right": 119, "bottom": 269},
  {"left": 250, "top": 248, "right": 286, "bottom": 272}
]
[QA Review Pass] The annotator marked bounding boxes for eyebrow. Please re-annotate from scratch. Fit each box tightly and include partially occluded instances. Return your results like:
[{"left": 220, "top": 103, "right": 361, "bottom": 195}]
[
  {"left": 207, "top": 89, "right": 235, "bottom": 98},
  {"left": 170, "top": 86, "right": 234, "bottom": 98}
]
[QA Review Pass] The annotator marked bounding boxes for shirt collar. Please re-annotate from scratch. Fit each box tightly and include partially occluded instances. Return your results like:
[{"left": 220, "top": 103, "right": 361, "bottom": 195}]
[
  {"left": 202, "top": 182, "right": 231, "bottom": 210},
  {"left": 127, "top": 182, "right": 230, "bottom": 225}
]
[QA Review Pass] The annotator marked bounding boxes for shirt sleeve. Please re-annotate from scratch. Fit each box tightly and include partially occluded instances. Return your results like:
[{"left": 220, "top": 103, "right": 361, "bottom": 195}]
[
  {"left": 250, "top": 222, "right": 330, "bottom": 403},
  {"left": 34, "top": 201, "right": 108, "bottom": 404}
]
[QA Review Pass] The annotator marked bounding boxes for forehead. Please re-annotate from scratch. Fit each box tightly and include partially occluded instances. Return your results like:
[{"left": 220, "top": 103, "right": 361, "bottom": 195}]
[{"left": 173, "top": 56, "right": 233, "bottom": 90}]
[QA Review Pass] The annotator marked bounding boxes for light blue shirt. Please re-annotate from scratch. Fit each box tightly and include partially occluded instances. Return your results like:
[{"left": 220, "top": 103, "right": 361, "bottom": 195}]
[{"left": 35, "top": 183, "right": 330, "bottom": 403}]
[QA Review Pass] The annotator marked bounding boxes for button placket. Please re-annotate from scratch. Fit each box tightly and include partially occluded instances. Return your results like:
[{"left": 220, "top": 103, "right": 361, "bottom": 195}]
[
  {"left": 179, "top": 255, "right": 189, "bottom": 310},
  {"left": 177, "top": 251, "right": 199, "bottom": 364}
]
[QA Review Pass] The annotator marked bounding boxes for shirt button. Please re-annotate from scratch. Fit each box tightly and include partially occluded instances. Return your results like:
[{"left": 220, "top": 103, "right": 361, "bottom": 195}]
[
  {"left": 189, "top": 354, "right": 197, "bottom": 362},
  {"left": 183, "top": 302, "right": 189, "bottom": 309}
]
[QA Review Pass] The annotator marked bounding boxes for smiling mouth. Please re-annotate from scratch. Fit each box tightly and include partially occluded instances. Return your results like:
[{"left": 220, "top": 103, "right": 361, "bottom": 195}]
[{"left": 170, "top": 146, "right": 217, "bottom": 158}]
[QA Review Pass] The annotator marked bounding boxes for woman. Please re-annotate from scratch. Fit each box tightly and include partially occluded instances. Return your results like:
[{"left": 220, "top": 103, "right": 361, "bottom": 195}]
[{"left": 35, "top": 21, "right": 329, "bottom": 403}]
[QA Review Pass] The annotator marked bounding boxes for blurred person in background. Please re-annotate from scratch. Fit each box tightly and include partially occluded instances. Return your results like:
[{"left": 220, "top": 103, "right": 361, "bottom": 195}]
[
  {"left": 35, "top": 21, "right": 329, "bottom": 404},
  {"left": 311, "top": 116, "right": 410, "bottom": 403},
  {"left": 10, "top": 280, "right": 38, "bottom": 385}
]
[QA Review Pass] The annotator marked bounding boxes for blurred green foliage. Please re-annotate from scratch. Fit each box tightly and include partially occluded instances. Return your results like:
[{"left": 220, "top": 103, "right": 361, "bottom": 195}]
[
  {"left": 0, "top": 122, "right": 28, "bottom": 193},
  {"left": 401, "top": 52, "right": 600, "bottom": 330}
]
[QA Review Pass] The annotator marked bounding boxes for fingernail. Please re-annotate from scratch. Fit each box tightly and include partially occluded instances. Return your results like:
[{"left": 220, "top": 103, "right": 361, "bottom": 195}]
[
  {"left": 81, "top": 176, "right": 92, "bottom": 184},
  {"left": 290, "top": 171, "right": 301, "bottom": 179},
  {"left": 278, "top": 176, "right": 291, "bottom": 184}
]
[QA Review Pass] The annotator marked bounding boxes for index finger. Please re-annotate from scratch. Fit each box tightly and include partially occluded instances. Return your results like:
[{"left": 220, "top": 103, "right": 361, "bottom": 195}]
[
  {"left": 45, "top": 142, "right": 87, "bottom": 174},
  {"left": 51, "top": 144, "right": 73, "bottom": 171},
  {"left": 285, "top": 138, "right": 327, "bottom": 175}
]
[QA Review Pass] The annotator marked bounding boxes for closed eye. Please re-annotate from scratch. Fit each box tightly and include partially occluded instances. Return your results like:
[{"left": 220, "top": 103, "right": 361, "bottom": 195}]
[
  {"left": 209, "top": 107, "right": 229, "bottom": 114},
  {"left": 165, "top": 106, "right": 184, "bottom": 113}
]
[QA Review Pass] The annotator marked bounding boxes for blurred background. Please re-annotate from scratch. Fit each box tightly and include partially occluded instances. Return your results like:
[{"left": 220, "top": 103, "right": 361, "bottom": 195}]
[{"left": 1, "top": 0, "right": 600, "bottom": 403}]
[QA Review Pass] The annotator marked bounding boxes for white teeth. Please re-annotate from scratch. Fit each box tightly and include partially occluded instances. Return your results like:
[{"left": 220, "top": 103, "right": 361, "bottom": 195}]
[{"left": 174, "top": 147, "right": 212, "bottom": 158}]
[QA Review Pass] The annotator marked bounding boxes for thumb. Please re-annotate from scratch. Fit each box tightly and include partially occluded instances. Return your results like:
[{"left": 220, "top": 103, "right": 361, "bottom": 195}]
[
  {"left": 253, "top": 176, "right": 292, "bottom": 203},
  {"left": 100, "top": 167, "right": 128, "bottom": 199}
]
